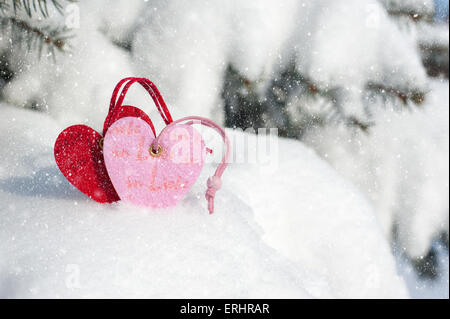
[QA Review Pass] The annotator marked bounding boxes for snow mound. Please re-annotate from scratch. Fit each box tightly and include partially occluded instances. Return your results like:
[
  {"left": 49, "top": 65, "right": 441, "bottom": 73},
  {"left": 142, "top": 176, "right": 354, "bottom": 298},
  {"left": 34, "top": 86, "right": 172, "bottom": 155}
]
[
  {"left": 0, "top": 105, "right": 407, "bottom": 298},
  {"left": 223, "top": 131, "right": 407, "bottom": 298}
]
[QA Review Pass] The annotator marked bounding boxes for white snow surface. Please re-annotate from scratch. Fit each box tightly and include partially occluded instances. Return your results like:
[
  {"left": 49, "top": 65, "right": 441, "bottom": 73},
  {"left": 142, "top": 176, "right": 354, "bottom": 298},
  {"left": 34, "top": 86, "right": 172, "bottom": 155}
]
[{"left": 0, "top": 105, "right": 408, "bottom": 298}]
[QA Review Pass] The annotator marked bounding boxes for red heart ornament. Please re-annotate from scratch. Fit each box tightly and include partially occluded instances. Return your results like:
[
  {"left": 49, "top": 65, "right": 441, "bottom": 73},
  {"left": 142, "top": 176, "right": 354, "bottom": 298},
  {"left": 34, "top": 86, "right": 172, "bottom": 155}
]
[{"left": 54, "top": 105, "right": 153, "bottom": 203}]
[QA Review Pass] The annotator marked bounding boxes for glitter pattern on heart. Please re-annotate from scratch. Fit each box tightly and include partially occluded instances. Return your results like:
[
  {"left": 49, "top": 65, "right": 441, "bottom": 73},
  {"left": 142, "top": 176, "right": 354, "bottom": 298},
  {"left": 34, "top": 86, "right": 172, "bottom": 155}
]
[
  {"left": 54, "top": 105, "right": 154, "bottom": 203},
  {"left": 103, "top": 117, "right": 205, "bottom": 208}
]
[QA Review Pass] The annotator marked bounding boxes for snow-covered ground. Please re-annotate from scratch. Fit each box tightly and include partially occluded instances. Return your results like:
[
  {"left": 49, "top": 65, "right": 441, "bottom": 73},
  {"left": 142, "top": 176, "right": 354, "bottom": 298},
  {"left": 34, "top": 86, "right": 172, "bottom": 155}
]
[{"left": 0, "top": 105, "right": 407, "bottom": 298}]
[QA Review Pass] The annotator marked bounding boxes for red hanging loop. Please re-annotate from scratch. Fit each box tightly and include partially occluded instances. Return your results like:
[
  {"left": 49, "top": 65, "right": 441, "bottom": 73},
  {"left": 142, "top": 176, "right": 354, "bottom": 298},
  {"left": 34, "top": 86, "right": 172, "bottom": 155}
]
[{"left": 103, "top": 77, "right": 173, "bottom": 136}]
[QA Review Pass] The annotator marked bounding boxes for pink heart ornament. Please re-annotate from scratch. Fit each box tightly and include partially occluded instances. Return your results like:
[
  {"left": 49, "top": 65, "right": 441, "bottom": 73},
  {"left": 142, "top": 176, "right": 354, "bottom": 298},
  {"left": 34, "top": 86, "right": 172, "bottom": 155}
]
[{"left": 103, "top": 117, "right": 205, "bottom": 208}]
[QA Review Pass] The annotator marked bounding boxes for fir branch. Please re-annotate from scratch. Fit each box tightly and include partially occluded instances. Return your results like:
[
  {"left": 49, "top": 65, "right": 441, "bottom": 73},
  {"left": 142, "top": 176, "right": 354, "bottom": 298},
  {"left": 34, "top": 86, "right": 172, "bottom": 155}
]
[
  {"left": 0, "top": 0, "right": 71, "bottom": 18},
  {"left": 366, "top": 82, "right": 425, "bottom": 105},
  {"left": 0, "top": 0, "right": 75, "bottom": 57},
  {"left": 223, "top": 63, "right": 426, "bottom": 136},
  {"left": 419, "top": 43, "right": 450, "bottom": 79},
  {"left": 386, "top": 10, "right": 432, "bottom": 23},
  {"left": 10, "top": 17, "right": 65, "bottom": 49},
  {"left": 379, "top": 0, "right": 434, "bottom": 23},
  {"left": 346, "top": 117, "right": 373, "bottom": 133},
  {"left": 1, "top": 16, "right": 72, "bottom": 55}
]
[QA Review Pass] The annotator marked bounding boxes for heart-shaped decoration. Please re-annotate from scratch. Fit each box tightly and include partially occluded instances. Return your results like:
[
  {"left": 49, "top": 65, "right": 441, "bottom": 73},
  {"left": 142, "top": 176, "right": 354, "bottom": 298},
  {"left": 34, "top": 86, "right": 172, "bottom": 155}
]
[
  {"left": 54, "top": 105, "right": 153, "bottom": 203},
  {"left": 103, "top": 117, "right": 205, "bottom": 207}
]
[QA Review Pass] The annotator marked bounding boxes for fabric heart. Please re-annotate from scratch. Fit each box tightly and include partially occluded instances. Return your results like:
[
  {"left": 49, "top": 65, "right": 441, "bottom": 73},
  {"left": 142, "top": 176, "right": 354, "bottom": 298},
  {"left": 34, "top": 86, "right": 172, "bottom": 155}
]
[
  {"left": 103, "top": 117, "right": 205, "bottom": 208},
  {"left": 54, "top": 105, "right": 153, "bottom": 203}
]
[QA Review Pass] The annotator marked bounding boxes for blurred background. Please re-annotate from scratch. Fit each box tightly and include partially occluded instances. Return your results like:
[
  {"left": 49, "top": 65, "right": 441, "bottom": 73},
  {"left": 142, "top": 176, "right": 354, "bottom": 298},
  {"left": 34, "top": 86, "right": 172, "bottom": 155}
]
[{"left": 0, "top": 0, "right": 448, "bottom": 298}]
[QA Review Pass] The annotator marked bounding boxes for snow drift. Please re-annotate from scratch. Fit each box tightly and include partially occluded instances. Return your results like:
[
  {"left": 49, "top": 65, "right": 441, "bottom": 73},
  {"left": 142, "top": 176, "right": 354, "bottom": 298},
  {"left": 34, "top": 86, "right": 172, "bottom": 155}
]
[{"left": 0, "top": 105, "right": 407, "bottom": 298}]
